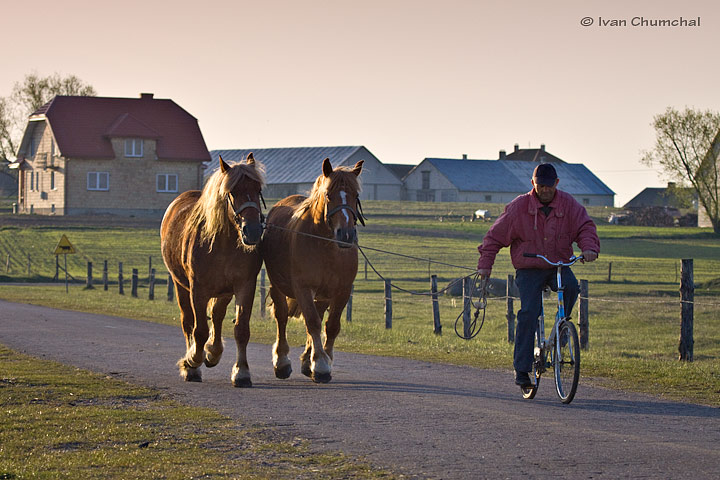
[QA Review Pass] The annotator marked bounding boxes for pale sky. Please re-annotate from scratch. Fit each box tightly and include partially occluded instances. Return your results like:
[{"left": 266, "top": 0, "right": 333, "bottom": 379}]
[{"left": 4, "top": 0, "right": 719, "bottom": 206}]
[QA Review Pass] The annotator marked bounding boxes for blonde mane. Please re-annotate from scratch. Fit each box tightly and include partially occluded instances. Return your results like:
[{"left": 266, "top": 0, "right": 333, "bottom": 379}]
[
  {"left": 186, "top": 160, "right": 265, "bottom": 249},
  {"left": 291, "top": 165, "right": 362, "bottom": 227}
]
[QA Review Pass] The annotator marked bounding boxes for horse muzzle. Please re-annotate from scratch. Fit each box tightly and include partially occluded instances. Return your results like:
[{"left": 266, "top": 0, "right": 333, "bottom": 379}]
[
  {"left": 335, "top": 227, "right": 357, "bottom": 248},
  {"left": 241, "top": 221, "right": 264, "bottom": 246}
]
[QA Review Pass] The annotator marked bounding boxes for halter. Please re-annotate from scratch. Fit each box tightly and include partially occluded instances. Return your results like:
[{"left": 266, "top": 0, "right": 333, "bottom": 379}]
[
  {"left": 325, "top": 197, "right": 366, "bottom": 227},
  {"left": 228, "top": 192, "right": 267, "bottom": 228}
]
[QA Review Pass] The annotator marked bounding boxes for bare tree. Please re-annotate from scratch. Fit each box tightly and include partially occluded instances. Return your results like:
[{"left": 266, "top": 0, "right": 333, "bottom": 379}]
[
  {"left": 642, "top": 107, "right": 720, "bottom": 234},
  {"left": 0, "top": 72, "right": 96, "bottom": 166}
]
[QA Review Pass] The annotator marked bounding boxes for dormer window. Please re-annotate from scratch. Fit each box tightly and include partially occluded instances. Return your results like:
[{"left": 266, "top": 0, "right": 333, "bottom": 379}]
[{"left": 124, "top": 138, "right": 143, "bottom": 157}]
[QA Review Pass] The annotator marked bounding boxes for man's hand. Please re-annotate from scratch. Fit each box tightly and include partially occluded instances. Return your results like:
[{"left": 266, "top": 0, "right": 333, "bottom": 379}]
[
  {"left": 581, "top": 250, "right": 598, "bottom": 263},
  {"left": 478, "top": 268, "right": 492, "bottom": 278}
]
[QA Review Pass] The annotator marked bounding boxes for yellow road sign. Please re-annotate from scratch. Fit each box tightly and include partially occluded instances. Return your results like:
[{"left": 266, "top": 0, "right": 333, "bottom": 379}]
[{"left": 54, "top": 234, "right": 76, "bottom": 255}]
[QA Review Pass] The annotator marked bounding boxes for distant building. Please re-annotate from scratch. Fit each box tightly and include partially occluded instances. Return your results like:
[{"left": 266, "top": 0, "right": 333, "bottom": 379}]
[
  {"left": 207, "top": 146, "right": 402, "bottom": 201},
  {"left": 403, "top": 144, "right": 615, "bottom": 206},
  {"left": 623, "top": 183, "right": 696, "bottom": 209},
  {"left": 10, "top": 93, "right": 209, "bottom": 216}
]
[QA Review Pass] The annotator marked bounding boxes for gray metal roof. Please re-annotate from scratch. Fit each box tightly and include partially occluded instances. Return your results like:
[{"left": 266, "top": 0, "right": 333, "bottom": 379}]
[
  {"left": 208, "top": 146, "right": 363, "bottom": 184},
  {"left": 425, "top": 158, "right": 615, "bottom": 196}
]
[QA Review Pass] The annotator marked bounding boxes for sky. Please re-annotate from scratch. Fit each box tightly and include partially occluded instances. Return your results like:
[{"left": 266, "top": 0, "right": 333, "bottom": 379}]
[{"left": 3, "top": 0, "right": 720, "bottom": 206}]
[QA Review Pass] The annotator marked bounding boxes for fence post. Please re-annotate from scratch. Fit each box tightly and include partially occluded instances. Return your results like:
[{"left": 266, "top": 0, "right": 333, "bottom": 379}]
[
  {"left": 259, "top": 268, "right": 266, "bottom": 319},
  {"left": 679, "top": 259, "right": 694, "bottom": 361},
  {"left": 118, "top": 262, "right": 124, "bottom": 295},
  {"left": 167, "top": 274, "right": 174, "bottom": 301},
  {"left": 431, "top": 274, "right": 441, "bottom": 335},
  {"left": 607, "top": 262, "right": 613, "bottom": 283},
  {"left": 103, "top": 260, "right": 108, "bottom": 291},
  {"left": 462, "top": 276, "right": 471, "bottom": 338},
  {"left": 364, "top": 258, "right": 368, "bottom": 281},
  {"left": 506, "top": 274, "right": 515, "bottom": 343},
  {"left": 86, "top": 261, "right": 94, "bottom": 289},
  {"left": 148, "top": 268, "right": 156, "bottom": 300},
  {"left": 148, "top": 256, "right": 152, "bottom": 280},
  {"left": 346, "top": 284, "right": 353, "bottom": 323},
  {"left": 384, "top": 279, "right": 392, "bottom": 329},
  {"left": 579, "top": 279, "right": 589, "bottom": 349},
  {"left": 131, "top": 268, "right": 139, "bottom": 298}
]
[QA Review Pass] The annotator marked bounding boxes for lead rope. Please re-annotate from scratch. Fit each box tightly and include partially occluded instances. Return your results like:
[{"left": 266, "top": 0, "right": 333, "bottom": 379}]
[{"left": 454, "top": 273, "right": 489, "bottom": 340}]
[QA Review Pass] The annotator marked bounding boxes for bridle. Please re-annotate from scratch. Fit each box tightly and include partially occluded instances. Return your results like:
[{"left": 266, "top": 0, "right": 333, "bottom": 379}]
[
  {"left": 325, "top": 197, "right": 366, "bottom": 227},
  {"left": 227, "top": 191, "right": 267, "bottom": 228}
]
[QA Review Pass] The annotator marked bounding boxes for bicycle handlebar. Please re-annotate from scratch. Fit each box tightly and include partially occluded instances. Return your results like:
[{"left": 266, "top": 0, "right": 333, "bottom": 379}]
[{"left": 522, "top": 253, "right": 584, "bottom": 267}]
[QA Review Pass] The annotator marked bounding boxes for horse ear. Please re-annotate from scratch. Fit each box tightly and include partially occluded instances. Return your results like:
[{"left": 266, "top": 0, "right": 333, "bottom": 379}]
[
  {"left": 352, "top": 160, "right": 364, "bottom": 176},
  {"left": 219, "top": 155, "right": 230, "bottom": 173},
  {"left": 322, "top": 157, "right": 333, "bottom": 177},
  {"left": 246, "top": 152, "right": 255, "bottom": 165}
]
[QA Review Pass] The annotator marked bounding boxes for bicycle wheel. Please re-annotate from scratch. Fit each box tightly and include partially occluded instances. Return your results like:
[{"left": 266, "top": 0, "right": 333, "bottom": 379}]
[
  {"left": 521, "top": 332, "right": 542, "bottom": 399},
  {"left": 554, "top": 321, "right": 580, "bottom": 404}
]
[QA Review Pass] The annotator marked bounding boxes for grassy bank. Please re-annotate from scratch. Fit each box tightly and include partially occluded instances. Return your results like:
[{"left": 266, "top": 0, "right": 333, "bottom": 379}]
[{"left": 0, "top": 345, "right": 395, "bottom": 479}]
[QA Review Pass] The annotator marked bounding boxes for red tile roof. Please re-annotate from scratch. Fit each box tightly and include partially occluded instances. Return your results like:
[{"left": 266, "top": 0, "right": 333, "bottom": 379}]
[{"left": 33, "top": 94, "right": 210, "bottom": 162}]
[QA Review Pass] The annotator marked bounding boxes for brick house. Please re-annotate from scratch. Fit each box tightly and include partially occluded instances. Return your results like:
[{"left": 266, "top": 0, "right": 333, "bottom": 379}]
[{"left": 11, "top": 93, "right": 209, "bottom": 216}]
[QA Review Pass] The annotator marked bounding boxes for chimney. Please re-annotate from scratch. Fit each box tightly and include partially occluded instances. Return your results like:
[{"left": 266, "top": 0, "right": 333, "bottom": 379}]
[
  {"left": 540, "top": 144, "right": 545, "bottom": 152},
  {"left": 514, "top": 143, "right": 519, "bottom": 153},
  {"left": 462, "top": 154, "right": 468, "bottom": 160},
  {"left": 140, "top": 93, "right": 154, "bottom": 100},
  {"left": 499, "top": 150, "right": 506, "bottom": 159}
]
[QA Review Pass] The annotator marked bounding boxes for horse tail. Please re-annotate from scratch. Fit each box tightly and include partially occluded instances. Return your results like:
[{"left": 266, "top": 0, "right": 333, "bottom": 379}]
[{"left": 287, "top": 298, "right": 302, "bottom": 319}]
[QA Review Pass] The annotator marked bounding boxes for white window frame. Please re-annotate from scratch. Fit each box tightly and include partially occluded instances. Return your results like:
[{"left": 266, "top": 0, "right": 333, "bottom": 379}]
[
  {"left": 124, "top": 138, "right": 144, "bottom": 158},
  {"left": 156, "top": 173, "right": 178, "bottom": 193},
  {"left": 87, "top": 172, "right": 109, "bottom": 191}
]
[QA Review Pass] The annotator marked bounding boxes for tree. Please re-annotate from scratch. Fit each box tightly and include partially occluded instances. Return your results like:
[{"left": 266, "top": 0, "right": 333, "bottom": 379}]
[
  {"left": 642, "top": 107, "right": 720, "bottom": 234},
  {"left": 0, "top": 72, "right": 96, "bottom": 167}
]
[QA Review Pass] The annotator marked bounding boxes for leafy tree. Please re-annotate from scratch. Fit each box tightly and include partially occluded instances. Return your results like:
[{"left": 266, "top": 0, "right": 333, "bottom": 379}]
[
  {"left": 642, "top": 106, "right": 720, "bottom": 233},
  {"left": 0, "top": 73, "right": 96, "bottom": 167}
]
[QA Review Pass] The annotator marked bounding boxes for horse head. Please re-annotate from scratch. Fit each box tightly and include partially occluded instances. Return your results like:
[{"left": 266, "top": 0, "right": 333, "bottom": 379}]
[
  {"left": 220, "top": 153, "right": 266, "bottom": 246},
  {"left": 321, "top": 157, "right": 364, "bottom": 248}
]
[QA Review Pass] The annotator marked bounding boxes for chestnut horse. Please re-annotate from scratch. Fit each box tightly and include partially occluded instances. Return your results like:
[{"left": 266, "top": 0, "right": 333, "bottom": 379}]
[
  {"left": 160, "top": 153, "right": 265, "bottom": 387},
  {"left": 260, "top": 157, "right": 364, "bottom": 383}
]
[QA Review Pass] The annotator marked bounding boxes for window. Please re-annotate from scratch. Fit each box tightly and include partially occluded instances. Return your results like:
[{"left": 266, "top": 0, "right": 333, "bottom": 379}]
[
  {"left": 421, "top": 171, "right": 431, "bottom": 190},
  {"left": 29, "top": 171, "right": 34, "bottom": 191},
  {"left": 485, "top": 195, "right": 492, "bottom": 202},
  {"left": 583, "top": 198, "right": 590, "bottom": 206},
  {"left": 87, "top": 172, "right": 109, "bottom": 191},
  {"left": 124, "top": 138, "right": 143, "bottom": 157},
  {"left": 157, "top": 174, "right": 178, "bottom": 193},
  {"left": 50, "top": 171, "right": 56, "bottom": 190}
]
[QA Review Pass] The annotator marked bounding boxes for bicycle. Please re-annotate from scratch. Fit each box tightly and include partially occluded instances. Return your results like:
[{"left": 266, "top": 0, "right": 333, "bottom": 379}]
[{"left": 519, "top": 253, "right": 582, "bottom": 404}]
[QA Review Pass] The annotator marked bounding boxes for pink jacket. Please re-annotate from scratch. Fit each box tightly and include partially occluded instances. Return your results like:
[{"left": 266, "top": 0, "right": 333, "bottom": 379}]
[{"left": 477, "top": 189, "right": 600, "bottom": 272}]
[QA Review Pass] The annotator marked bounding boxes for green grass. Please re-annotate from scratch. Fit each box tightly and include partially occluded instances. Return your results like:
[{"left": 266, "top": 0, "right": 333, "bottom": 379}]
[
  {"left": 0, "top": 199, "right": 719, "bottom": 409},
  {"left": 0, "top": 345, "right": 396, "bottom": 479}
]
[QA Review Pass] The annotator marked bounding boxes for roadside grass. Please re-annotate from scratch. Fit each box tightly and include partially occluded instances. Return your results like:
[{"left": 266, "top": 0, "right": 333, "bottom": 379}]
[{"left": 0, "top": 345, "right": 395, "bottom": 479}]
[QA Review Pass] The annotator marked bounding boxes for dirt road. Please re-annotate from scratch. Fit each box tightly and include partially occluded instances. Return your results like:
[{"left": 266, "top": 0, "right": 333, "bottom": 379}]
[{"left": 1, "top": 299, "right": 718, "bottom": 479}]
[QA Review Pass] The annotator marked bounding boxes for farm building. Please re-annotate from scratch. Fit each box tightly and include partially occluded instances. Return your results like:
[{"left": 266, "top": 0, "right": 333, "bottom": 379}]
[
  {"left": 403, "top": 144, "right": 615, "bottom": 207},
  {"left": 207, "top": 146, "right": 402, "bottom": 201},
  {"left": 623, "top": 182, "right": 697, "bottom": 209},
  {"left": 10, "top": 93, "right": 209, "bottom": 216}
]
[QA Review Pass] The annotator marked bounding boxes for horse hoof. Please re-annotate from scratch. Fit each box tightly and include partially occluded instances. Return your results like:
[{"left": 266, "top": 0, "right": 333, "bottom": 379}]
[
  {"left": 275, "top": 364, "right": 292, "bottom": 379},
  {"left": 182, "top": 368, "right": 202, "bottom": 382},
  {"left": 232, "top": 377, "right": 253, "bottom": 388},
  {"left": 301, "top": 364, "right": 312, "bottom": 378},
  {"left": 311, "top": 371, "right": 332, "bottom": 384}
]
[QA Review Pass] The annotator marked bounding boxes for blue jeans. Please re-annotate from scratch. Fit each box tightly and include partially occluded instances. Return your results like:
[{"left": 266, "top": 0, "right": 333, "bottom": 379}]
[{"left": 513, "top": 267, "right": 579, "bottom": 373}]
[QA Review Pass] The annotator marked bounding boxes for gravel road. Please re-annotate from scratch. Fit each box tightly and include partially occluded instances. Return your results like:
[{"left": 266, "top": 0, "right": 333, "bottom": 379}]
[{"left": 1, "top": 299, "right": 718, "bottom": 479}]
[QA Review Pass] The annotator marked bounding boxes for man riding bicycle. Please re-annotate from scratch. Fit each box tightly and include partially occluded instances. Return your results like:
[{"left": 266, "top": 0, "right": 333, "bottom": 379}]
[{"left": 477, "top": 163, "right": 600, "bottom": 388}]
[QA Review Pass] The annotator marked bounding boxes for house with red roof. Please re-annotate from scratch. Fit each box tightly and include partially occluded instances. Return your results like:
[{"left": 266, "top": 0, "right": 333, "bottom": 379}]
[{"left": 11, "top": 93, "right": 210, "bottom": 216}]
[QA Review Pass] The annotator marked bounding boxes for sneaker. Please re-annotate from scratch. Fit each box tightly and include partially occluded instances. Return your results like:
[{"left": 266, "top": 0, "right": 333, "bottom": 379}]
[{"left": 514, "top": 370, "right": 532, "bottom": 388}]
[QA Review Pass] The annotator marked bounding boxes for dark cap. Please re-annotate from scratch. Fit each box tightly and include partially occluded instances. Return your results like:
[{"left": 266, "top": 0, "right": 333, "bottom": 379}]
[{"left": 533, "top": 163, "right": 558, "bottom": 186}]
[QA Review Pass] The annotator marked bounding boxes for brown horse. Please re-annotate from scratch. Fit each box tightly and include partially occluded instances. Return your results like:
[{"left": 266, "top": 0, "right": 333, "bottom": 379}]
[
  {"left": 260, "top": 157, "right": 364, "bottom": 383},
  {"left": 160, "top": 153, "right": 265, "bottom": 387}
]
